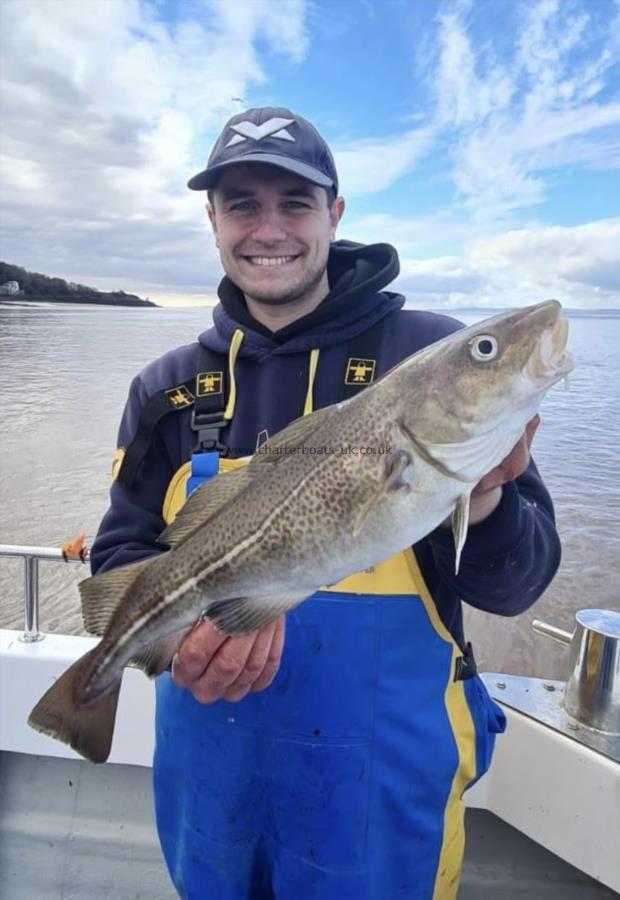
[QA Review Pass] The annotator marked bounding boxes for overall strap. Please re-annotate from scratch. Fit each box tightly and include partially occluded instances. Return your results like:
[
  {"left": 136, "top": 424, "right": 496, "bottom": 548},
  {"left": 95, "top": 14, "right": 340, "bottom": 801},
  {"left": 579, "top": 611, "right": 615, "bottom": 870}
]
[
  {"left": 191, "top": 344, "right": 231, "bottom": 454},
  {"left": 119, "top": 315, "right": 386, "bottom": 490},
  {"left": 117, "top": 345, "right": 230, "bottom": 489},
  {"left": 340, "top": 317, "right": 387, "bottom": 400}
]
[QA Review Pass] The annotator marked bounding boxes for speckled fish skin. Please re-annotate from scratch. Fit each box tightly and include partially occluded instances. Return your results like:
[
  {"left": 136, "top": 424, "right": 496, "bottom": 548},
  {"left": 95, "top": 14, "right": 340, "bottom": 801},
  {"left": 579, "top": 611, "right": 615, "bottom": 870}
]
[{"left": 28, "top": 300, "right": 572, "bottom": 762}]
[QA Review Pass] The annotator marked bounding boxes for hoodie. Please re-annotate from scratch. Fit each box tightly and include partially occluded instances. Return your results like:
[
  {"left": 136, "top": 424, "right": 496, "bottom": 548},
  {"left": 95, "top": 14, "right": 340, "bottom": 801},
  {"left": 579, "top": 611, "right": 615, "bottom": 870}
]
[{"left": 91, "top": 241, "right": 561, "bottom": 647}]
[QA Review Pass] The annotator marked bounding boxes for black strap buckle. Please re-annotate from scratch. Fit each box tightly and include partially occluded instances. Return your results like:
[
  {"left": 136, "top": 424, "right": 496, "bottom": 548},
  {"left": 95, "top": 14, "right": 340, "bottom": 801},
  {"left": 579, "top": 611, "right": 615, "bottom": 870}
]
[
  {"left": 454, "top": 642, "right": 478, "bottom": 681},
  {"left": 191, "top": 409, "right": 229, "bottom": 454}
]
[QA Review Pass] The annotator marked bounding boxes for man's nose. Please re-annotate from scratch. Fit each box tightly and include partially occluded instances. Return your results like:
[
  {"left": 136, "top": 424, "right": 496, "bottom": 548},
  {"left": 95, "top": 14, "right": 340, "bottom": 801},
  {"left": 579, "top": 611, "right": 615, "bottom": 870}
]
[{"left": 250, "top": 210, "right": 288, "bottom": 242}]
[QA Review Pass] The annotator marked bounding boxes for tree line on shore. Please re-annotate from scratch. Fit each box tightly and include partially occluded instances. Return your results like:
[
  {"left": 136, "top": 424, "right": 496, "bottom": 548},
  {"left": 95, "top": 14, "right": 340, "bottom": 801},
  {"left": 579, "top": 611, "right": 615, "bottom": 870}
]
[{"left": 0, "top": 262, "right": 157, "bottom": 307}]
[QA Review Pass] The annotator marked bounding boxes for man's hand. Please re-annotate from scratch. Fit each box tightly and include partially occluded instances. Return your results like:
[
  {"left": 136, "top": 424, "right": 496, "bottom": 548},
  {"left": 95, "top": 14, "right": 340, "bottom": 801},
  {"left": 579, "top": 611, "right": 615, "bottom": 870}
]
[
  {"left": 171, "top": 616, "right": 285, "bottom": 704},
  {"left": 468, "top": 414, "right": 540, "bottom": 524}
]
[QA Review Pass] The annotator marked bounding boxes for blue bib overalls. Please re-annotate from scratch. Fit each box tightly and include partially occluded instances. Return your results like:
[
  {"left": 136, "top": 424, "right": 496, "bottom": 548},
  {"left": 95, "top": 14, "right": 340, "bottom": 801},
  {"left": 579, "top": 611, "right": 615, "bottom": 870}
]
[{"left": 152, "top": 455, "right": 506, "bottom": 900}]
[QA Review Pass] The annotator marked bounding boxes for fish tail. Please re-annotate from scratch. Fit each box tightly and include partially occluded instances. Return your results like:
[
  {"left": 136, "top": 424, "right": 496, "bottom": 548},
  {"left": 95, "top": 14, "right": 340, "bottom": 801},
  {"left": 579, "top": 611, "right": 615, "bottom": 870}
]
[{"left": 27, "top": 647, "right": 121, "bottom": 764}]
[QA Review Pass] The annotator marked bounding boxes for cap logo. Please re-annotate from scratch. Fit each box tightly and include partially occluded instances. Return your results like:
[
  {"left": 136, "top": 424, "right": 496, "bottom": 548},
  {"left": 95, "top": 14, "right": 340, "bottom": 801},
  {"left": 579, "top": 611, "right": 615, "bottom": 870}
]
[{"left": 226, "top": 117, "right": 296, "bottom": 147}]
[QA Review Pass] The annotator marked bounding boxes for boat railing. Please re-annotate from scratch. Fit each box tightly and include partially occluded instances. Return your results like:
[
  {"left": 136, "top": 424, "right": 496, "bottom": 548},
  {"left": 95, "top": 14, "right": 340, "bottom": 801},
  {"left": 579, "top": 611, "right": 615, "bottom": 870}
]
[{"left": 0, "top": 542, "right": 89, "bottom": 643}]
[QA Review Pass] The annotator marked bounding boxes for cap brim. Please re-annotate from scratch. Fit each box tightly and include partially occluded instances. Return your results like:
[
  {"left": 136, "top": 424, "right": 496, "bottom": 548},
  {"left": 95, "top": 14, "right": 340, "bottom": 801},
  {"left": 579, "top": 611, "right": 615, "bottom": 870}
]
[{"left": 187, "top": 153, "right": 334, "bottom": 191}]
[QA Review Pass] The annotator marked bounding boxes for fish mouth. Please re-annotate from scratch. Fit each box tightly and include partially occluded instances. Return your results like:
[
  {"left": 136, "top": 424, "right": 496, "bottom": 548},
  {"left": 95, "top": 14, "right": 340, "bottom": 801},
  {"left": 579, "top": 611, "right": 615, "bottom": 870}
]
[{"left": 525, "top": 308, "right": 574, "bottom": 385}]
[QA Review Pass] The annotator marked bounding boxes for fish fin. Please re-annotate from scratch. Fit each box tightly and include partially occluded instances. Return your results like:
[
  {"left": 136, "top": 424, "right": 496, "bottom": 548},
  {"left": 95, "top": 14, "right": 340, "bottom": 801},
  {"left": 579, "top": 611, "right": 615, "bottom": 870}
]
[
  {"left": 159, "top": 466, "right": 251, "bottom": 547},
  {"left": 250, "top": 406, "right": 335, "bottom": 466},
  {"left": 129, "top": 627, "right": 192, "bottom": 678},
  {"left": 353, "top": 449, "right": 413, "bottom": 538},
  {"left": 27, "top": 648, "right": 121, "bottom": 764},
  {"left": 80, "top": 558, "right": 155, "bottom": 637},
  {"left": 452, "top": 493, "right": 471, "bottom": 575},
  {"left": 205, "top": 596, "right": 305, "bottom": 636}
]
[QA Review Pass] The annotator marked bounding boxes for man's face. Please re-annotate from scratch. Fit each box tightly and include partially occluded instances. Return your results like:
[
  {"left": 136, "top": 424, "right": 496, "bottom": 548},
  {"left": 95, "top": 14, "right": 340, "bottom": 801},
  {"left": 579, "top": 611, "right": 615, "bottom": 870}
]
[{"left": 208, "top": 164, "right": 344, "bottom": 306}]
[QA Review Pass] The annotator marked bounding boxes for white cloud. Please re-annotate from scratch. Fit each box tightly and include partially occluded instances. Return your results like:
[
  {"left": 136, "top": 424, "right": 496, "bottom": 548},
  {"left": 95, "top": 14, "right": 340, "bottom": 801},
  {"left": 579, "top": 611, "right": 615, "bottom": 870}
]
[
  {"left": 432, "top": 0, "right": 620, "bottom": 219},
  {"left": 343, "top": 208, "right": 496, "bottom": 258},
  {"left": 390, "top": 218, "right": 620, "bottom": 309},
  {"left": 345, "top": 211, "right": 620, "bottom": 309},
  {"left": 0, "top": 0, "right": 309, "bottom": 296},
  {"left": 333, "top": 127, "right": 436, "bottom": 198},
  {"left": 469, "top": 218, "right": 620, "bottom": 296},
  {"left": 1, "top": 0, "right": 618, "bottom": 310}
]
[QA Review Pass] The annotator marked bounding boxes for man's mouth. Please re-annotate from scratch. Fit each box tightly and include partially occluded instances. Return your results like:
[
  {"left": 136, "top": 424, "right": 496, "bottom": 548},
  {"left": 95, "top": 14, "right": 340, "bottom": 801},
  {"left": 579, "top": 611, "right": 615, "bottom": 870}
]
[{"left": 242, "top": 255, "right": 300, "bottom": 267}]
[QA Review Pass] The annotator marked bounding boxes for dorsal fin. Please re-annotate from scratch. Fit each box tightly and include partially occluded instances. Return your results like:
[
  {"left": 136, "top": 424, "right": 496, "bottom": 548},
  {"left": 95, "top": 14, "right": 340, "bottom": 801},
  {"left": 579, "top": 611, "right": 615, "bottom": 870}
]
[
  {"left": 80, "top": 557, "right": 155, "bottom": 637},
  {"left": 250, "top": 405, "right": 336, "bottom": 468},
  {"left": 158, "top": 465, "right": 251, "bottom": 548}
]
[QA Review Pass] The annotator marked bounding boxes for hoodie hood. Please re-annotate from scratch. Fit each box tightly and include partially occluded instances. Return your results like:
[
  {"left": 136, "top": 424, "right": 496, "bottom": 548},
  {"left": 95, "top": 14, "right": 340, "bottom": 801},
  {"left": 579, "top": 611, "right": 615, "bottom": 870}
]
[{"left": 199, "top": 240, "right": 404, "bottom": 359}]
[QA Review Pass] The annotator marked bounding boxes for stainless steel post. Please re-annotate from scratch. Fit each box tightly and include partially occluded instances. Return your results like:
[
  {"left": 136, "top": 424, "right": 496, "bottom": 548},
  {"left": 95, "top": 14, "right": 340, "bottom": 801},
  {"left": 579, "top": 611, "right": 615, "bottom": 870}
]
[
  {"left": 1, "top": 543, "right": 89, "bottom": 644},
  {"left": 564, "top": 610, "right": 620, "bottom": 734},
  {"left": 20, "top": 555, "right": 43, "bottom": 643},
  {"left": 532, "top": 609, "right": 620, "bottom": 734}
]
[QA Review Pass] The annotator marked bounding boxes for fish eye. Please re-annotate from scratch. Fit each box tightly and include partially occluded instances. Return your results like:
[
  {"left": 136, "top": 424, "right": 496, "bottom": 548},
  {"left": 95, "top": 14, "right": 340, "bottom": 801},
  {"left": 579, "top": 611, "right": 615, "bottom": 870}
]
[{"left": 469, "top": 334, "right": 498, "bottom": 362}]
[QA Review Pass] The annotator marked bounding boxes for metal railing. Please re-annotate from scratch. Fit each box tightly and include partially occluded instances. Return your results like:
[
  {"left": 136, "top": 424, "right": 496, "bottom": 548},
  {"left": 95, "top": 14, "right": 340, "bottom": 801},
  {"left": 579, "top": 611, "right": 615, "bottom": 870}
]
[{"left": 0, "top": 543, "right": 89, "bottom": 643}]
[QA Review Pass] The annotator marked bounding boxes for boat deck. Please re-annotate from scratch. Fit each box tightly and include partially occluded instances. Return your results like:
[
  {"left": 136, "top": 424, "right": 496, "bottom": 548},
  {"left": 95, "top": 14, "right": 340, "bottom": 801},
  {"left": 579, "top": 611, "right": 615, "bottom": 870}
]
[{"left": 0, "top": 750, "right": 615, "bottom": 900}]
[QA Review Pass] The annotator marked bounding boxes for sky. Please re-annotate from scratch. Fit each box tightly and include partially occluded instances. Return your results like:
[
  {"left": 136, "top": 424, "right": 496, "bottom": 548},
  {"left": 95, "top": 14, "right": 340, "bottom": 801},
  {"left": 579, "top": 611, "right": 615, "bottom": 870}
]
[{"left": 1, "top": 0, "right": 619, "bottom": 309}]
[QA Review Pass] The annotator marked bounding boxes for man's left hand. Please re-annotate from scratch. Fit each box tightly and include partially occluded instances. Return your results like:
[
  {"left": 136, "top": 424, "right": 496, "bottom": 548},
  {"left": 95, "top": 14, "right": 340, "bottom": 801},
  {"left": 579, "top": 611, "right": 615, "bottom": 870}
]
[{"left": 467, "top": 414, "right": 540, "bottom": 525}]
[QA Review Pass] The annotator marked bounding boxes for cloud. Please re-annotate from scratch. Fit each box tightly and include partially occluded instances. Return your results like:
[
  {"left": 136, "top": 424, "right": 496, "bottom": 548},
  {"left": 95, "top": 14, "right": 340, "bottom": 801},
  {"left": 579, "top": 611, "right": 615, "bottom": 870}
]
[
  {"left": 333, "top": 127, "right": 436, "bottom": 198},
  {"left": 396, "top": 255, "right": 483, "bottom": 298},
  {"left": 345, "top": 210, "right": 620, "bottom": 308},
  {"left": 1, "top": 0, "right": 618, "bottom": 309},
  {"left": 0, "top": 0, "right": 309, "bottom": 295},
  {"left": 469, "top": 218, "right": 620, "bottom": 296},
  {"left": 332, "top": 1, "right": 620, "bottom": 214},
  {"left": 388, "top": 218, "right": 620, "bottom": 309},
  {"left": 431, "top": 0, "right": 620, "bottom": 219}
]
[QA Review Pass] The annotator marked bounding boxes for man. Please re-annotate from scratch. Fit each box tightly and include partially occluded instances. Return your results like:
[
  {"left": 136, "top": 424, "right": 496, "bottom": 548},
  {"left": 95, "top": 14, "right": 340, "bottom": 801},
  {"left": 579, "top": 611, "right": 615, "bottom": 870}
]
[{"left": 91, "top": 107, "right": 561, "bottom": 900}]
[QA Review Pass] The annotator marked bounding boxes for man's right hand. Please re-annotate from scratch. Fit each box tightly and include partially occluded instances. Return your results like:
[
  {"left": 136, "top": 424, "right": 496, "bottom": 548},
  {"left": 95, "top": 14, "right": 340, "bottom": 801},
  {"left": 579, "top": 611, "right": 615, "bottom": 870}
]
[{"left": 171, "top": 616, "right": 285, "bottom": 704}]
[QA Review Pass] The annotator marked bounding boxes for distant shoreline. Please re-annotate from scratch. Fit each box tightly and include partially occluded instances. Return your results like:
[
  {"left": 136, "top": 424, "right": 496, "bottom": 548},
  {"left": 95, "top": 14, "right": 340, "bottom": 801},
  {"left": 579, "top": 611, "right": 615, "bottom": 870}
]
[
  {"left": 0, "top": 295, "right": 157, "bottom": 309},
  {"left": 0, "top": 261, "right": 157, "bottom": 308}
]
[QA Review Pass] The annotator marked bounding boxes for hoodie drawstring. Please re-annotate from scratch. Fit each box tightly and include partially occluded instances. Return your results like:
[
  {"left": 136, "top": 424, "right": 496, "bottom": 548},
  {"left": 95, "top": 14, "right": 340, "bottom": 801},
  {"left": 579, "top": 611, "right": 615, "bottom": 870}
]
[
  {"left": 224, "top": 328, "right": 245, "bottom": 420},
  {"left": 303, "top": 349, "right": 320, "bottom": 416}
]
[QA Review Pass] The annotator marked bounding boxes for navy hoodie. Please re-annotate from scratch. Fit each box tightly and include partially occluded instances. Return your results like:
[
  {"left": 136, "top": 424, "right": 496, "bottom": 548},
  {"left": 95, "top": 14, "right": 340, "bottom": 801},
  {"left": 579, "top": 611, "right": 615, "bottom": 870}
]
[{"left": 91, "top": 240, "right": 561, "bottom": 648}]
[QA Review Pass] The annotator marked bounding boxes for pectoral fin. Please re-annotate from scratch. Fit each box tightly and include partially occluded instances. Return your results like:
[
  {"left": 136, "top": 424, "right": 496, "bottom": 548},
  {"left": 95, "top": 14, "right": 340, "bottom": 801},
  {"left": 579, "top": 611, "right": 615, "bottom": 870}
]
[
  {"left": 452, "top": 493, "right": 471, "bottom": 575},
  {"left": 204, "top": 595, "right": 308, "bottom": 636},
  {"left": 353, "top": 449, "right": 413, "bottom": 539},
  {"left": 129, "top": 626, "right": 193, "bottom": 678}
]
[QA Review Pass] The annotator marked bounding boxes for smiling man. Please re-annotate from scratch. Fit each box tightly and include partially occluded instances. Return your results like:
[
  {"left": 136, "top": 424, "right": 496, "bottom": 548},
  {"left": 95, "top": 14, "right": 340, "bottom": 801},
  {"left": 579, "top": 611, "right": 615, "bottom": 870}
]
[{"left": 91, "top": 107, "right": 561, "bottom": 900}]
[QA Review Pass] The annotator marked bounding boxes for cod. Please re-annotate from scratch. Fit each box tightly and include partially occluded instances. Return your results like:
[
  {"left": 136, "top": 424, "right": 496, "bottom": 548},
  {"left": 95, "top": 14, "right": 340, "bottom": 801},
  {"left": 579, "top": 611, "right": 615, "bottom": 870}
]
[{"left": 28, "top": 299, "right": 573, "bottom": 763}]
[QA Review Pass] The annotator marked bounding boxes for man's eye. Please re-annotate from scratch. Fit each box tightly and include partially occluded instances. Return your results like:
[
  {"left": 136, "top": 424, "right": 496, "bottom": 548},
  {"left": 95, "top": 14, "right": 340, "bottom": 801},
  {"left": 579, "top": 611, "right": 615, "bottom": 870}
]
[
  {"left": 229, "top": 201, "right": 255, "bottom": 212},
  {"left": 284, "top": 200, "right": 309, "bottom": 209}
]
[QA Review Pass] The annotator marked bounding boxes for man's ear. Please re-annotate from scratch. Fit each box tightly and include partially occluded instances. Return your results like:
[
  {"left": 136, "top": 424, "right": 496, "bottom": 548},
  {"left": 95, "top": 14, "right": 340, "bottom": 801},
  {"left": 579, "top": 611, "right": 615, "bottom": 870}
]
[
  {"left": 330, "top": 196, "right": 345, "bottom": 241},
  {"left": 207, "top": 202, "right": 219, "bottom": 248}
]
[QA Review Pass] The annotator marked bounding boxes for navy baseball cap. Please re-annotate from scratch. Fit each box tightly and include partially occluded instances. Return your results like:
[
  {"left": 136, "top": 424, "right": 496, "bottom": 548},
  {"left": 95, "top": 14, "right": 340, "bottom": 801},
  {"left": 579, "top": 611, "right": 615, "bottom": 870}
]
[{"left": 187, "top": 106, "right": 338, "bottom": 194}]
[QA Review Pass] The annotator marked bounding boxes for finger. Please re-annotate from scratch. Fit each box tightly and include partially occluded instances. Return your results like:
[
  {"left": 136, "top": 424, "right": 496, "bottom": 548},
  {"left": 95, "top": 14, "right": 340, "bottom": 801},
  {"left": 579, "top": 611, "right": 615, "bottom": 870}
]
[
  {"left": 250, "top": 615, "right": 286, "bottom": 693},
  {"left": 222, "top": 621, "right": 278, "bottom": 702},
  {"left": 191, "top": 632, "right": 257, "bottom": 704},
  {"left": 525, "top": 414, "right": 541, "bottom": 450},
  {"left": 499, "top": 434, "right": 531, "bottom": 483},
  {"left": 472, "top": 469, "right": 504, "bottom": 495},
  {"left": 171, "top": 620, "right": 227, "bottom": 687}
]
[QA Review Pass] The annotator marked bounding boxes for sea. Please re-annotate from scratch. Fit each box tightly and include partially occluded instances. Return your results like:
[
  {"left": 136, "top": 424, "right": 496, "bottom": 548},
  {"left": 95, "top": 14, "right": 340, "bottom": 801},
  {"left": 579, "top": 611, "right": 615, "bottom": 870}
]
[{"left": 0, "top": 303, "right": 618, "bottom": 680}]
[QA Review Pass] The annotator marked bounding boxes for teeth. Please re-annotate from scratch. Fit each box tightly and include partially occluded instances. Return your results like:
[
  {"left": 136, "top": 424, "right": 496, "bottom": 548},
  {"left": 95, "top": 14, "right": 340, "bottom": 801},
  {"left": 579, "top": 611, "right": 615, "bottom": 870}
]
[{"left": 248, "top": 256, "right": 295, "bottom": 267}]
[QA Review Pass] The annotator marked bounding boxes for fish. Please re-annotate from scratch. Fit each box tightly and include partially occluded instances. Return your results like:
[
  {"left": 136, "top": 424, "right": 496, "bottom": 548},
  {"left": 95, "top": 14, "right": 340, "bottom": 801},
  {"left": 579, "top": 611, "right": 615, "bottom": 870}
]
[{"left": 27, "top": 299, "right": 573, "bottom": 763}]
